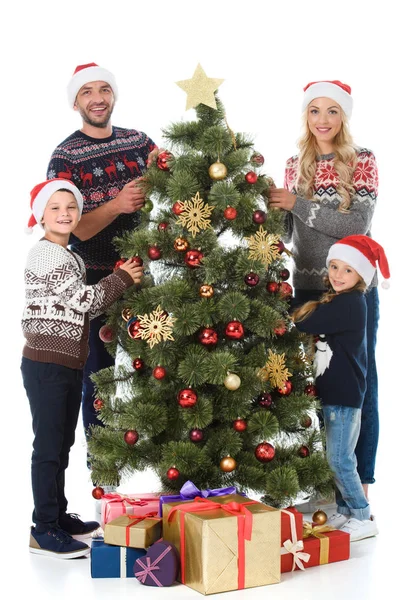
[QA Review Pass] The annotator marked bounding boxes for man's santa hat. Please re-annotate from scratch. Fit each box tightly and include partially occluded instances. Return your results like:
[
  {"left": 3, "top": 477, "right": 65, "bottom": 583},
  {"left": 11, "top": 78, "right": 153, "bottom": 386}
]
[
  {"left": 67, "top": 62, "right": 118, "bottom": 108},
  {"left": 326, "top": 235, "right": 390, "bottom": 288},
  {"left": 302, "top": 80, "right": 353, "bottom": 118},
  {"left": 27, "top": 179, "right": 83, "bottom": 233}
]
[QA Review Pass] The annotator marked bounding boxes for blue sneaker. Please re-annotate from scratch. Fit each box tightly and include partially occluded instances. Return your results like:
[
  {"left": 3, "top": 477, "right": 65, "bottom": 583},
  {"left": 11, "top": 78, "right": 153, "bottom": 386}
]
[
  {"left": 59, "top": 513, "right": 100, "bottom": 540},
  {"left": 29, "top": 526, "right": 90, "bottom": 558}
]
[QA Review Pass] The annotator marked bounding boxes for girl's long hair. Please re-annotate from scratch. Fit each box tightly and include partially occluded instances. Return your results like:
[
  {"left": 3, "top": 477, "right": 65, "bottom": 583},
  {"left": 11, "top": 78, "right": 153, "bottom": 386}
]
[
  {"left": 296, "top": 109, "right": 358, "bottom": 213},
  {"left": 292, "top": 277, "right": 367, "bottom": 323}
]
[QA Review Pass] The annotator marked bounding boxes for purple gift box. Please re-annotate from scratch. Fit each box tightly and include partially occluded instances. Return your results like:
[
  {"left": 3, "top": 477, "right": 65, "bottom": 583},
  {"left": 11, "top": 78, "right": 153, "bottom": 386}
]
[
  {"left": 134, "top": 541, "right": 180, "bottom": 587},
  {"left": 159, "top": 480, "right": 238, "bottom": 516}
]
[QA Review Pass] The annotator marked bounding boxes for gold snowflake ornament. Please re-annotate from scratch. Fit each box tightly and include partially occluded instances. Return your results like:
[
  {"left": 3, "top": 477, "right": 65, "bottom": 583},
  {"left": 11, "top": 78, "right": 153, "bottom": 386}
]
[
  {"left": 245, "top": 226, "right": 281, "bottom": 266},
  {"left": 136, "top": 305, "right": 176, "bottom": 349},
  {"left": 258, "top": 349, "right": 292, "bottom": 389},
  {"left": 176, "top": 192, "right": 214, "bottom": 237}
]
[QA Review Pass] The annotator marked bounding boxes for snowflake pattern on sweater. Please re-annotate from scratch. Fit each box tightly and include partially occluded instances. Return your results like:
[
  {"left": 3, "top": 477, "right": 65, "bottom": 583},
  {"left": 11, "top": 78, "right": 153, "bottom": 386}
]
[
  {"left": 47, "top": 127, "right": 156, "bottom": 270},
  {"left": 283, "top": 148, "right": 378, "bottom": 290}
]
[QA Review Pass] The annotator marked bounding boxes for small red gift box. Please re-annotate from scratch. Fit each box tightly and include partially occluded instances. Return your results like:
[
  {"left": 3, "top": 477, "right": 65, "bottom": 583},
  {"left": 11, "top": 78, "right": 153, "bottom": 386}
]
[
  {"left": 101, "top": 492, "right": 161, "bottom": 526},
  {"left": 280, "top": 508, "right": 307, "bottom": 573},
  {"left": 300, "top": 523, "right": 350, "bottom": 568}
]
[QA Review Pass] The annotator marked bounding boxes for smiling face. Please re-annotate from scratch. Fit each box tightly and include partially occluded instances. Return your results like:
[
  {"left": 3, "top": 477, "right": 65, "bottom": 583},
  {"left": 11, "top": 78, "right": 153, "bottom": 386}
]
[
  {"left": 41, "top": 190, "right": 80, "bottom": 246},
  {"left": 307, "top": 97, "right": 343, "bottom": 154},
  {"left": 328, "top": 259, "right": 362, "bottom": 293},
  {"left": 74, "top": 80, "right": 115, "bottom": 132}
]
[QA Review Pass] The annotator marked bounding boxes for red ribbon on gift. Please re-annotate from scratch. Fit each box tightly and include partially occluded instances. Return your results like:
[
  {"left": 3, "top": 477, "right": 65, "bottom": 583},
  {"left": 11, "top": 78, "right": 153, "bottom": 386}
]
[
  {"left": 167, "top": 496, "right": 257, "bottom": 590},
  {"left": 125, "top": 512, "right": 159, "bottom": 546},
  {"left": 102, "top": 492, "right": 150, "bottom": 515}
]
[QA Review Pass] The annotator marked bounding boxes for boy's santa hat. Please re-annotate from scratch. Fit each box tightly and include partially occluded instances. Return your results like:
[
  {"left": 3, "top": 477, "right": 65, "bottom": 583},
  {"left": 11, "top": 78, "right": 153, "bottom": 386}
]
[
  {"left": 326, "top": 235, "right": 390, "bottom": 288},
  {"left": 302, "top": 80, "right": 353, "bottom": 118},
  {"left": 67, "top": 62, "right": 118, "bottom": 108},
  {"left": 27, "top": 179, "right": 83, "bottom": 233}
]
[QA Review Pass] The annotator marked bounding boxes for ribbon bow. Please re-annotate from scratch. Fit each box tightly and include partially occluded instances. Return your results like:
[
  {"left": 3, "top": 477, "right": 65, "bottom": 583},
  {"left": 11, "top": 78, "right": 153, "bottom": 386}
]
[
  {"left": 178, "top": 480, "right": 237, "bottom": 500},
  {"left": 135, "top": 545, "right": 172, "bottom": 586},
  {"left": 303, "top": 521, "right": 335, "bottom": 539},
  {"left": 102, "top": 493, "right": 149, "bottom": 507},
  {"left": 280, "top": 509, "right": 310, "bottom": 571},
  {"left": 125, "top": 512, "right": 159, "bottom": 546}
]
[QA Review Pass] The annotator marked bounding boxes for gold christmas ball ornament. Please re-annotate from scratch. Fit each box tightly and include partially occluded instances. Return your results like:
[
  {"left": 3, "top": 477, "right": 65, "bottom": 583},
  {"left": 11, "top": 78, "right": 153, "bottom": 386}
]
[
  {"left": 199, "top": 284, "right": 214, "bottom": 298},
  {"left": 312, "top": 509, "right": 328, "bottom": 525},
  {"left": 174, "top": 237, "right": 189, "bottom": 252},
  {"left": 208, "top": 161, "right": 228, "bottom": 180},
  {"left": 224, "top": 372, "right": 241, "bottom": 391},
  {"left": 220, "top": 455, "right": 237, "bottom": 472},
  {"left": 121, "top": 308, "right": 133, "bottom": 322}
]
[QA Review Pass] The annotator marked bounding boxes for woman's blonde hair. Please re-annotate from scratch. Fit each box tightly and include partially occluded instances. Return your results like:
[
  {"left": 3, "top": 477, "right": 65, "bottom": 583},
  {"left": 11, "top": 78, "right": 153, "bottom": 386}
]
[
  {"left": 296, "top": 108, "right": 358, "bottom": 213},
  {"left": 292, "top": 276, "right": 367, "bottom": 323}
]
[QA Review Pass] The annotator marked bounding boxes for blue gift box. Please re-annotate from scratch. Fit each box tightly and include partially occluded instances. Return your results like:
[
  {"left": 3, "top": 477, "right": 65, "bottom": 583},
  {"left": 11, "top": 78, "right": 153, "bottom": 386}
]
[{"left": 91, "top": 537, "right": 147, "bottom": 578}]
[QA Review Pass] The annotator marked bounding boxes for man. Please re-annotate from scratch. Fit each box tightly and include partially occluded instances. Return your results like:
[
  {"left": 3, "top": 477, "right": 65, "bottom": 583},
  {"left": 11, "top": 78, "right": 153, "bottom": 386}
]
[{"left": 47, "top": 63, "right": 157, "bottom": 469}]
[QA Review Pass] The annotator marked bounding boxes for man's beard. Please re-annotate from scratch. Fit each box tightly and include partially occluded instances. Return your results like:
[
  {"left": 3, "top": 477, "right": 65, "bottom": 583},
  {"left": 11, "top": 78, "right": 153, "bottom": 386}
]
[{"left": 78, "top": 104, "right": 114, "bottom": 129}]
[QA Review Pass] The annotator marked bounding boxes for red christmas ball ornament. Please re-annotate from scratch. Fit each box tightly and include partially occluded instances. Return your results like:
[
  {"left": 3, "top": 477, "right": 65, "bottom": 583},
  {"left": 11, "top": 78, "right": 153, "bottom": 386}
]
[
  {"left": 131, "top": 255, "right": 144, "bottom": 266},
  {"left": 158, "top": 221, "right": 169, "bottom": 232},
  {"left": 257, "top": 392, "right": 273, "bottom": 408},
  {"left": 225, "top": 320, "right": 244, "bottom": 340},
  {"left": 304, "top": 383, "right": 318, "bottom": 397},
  {"left": 167, "top": 467, "right": 180, "bottom": 480},
  {"left": 220, "top": 456, "right": 237, "bottom": 472},
  {"left": 233, "top": 418, "right": 247, "bottom": 432},
  {"left": 244, "top": 272, "right": 260, "bottom": 287},
  {"left": 224, "top": 206, "right": 237, "bottom": 220},
  {"left": 298, "top": 445, "right": 310, "bottom": 458},
  {"left": 189, "top": 428, "right": 204, "bottom": 443},
  {"left": 266, "top": 281, "right": 279, "bottom": 294},
  {"left": 274, "top": 322, "right": 287, "bottom": 336},
  {"left": 279, "top": 268, "right": 290, "bottom": 281},
  {"left": 93, "top": 398, "right": 104, "bottom": 411},
  {"left": 177, "top": 388, "right": 198, "bottom": 408},
  {"left": 250, "top": 152, "right": 265, "bottom": 166},
  {"left": 114, "top": 258, "right": 126, "bottom": 270},
  {"left": 157, "top": 150, "right": 173, "bottom": 171},
  {"left": 277, "top": 380, "right": 293, "bottom": 396},
  {"left": 133, "top": 357, "right": 145, "bottom": 371},
  {"left": 275, "top": 240, "right": 285, "bottom": 254},
  {"left": 153, "top": 366, "right": 166, "bottom": 380},
  {"left": 148, "top": 245, "right": 162, "bottom": 260},
  {"left": 92, "top": 486, "right": 105, "bottom": 499},
  {"left": 198, "top": 327, "right": 218, "bottom": 346},
  {"left": 278, "top": 282, "right": 293, "bottom": 299},
  {"left": 127, "top": 318, "right": 142, "bottom": 339},
  {"left": 99, "top": 324, "right": 115, "bottom": 343},
  {"left": 252, "top": 209, "right": 266, "bottom": 224},
  {"left": 255, "top": 442, "right": 275, "bottom": 463},
  {"left": 172, "top": 201, "right": 184, "bottom": 215},
  {"left": 184, "top": 249, "right": 204, "bottom": 268},
  {"left": 302, "top": 415, "right": 313, "bottom": 428},
  {"left": 245, "top": 171, "right": 258, "bottom": 184},
  {"left": 124, "top": 429, "right": 139, "bottom": 445}
]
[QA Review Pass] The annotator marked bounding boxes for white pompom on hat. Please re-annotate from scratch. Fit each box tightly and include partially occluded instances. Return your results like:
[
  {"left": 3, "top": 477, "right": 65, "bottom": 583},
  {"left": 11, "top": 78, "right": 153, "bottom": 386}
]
[
  {"left": 326, "top": 235, "right": 390, "bottom": 288},
  {"left": 302, "top": 80, "right": 353, "bottom": 118},
  {"left": 26, "top": 179, "right": 84, "bottom": 233},
  {"left": 67, "top": 62, "right": 118, "bottom": 108}
]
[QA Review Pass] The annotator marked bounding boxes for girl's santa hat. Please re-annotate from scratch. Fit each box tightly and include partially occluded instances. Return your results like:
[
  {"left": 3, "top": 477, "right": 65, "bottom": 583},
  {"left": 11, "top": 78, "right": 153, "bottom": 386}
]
[
  {"left": 326, "top": 235, "right": 390, "bottom": 288},
  {"left": 27, "top": 179, "right": 83, "bottom": 233},
  {"left": 67, "top": 62, "right": 118, "bottom": 108},
  {"left": 302, "top": 80, "right": 353, "bottom": 118}
]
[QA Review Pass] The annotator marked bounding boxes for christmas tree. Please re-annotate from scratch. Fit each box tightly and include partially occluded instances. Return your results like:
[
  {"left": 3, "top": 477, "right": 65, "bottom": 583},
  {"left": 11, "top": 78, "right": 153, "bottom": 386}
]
[{"left": 89, "top": 65, "right": 333, "bottom": 507}]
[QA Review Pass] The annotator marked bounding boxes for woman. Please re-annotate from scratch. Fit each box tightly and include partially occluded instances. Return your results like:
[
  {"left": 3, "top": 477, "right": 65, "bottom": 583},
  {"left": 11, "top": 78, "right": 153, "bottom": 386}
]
[{"left": 268, "top": 80, "right": 379, "bottom": 507}]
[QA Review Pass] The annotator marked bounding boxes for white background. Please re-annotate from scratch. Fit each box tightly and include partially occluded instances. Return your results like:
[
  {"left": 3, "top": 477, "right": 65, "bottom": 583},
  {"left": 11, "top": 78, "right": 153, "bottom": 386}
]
[{"left": 1, "top": 1, "right": 399, "bottom": 598}]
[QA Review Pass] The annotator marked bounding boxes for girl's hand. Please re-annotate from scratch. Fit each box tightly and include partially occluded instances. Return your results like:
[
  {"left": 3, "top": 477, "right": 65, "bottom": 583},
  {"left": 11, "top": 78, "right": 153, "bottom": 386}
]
[
  {"left": 119, "top": 258, "right": 144, "bottom": 284},
  {"left": 268, "top": 188, "right": 297, "bottom": 211}
]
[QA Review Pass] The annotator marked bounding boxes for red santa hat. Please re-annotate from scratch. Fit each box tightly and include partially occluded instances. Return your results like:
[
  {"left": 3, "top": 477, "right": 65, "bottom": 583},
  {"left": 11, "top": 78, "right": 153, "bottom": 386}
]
[
  {"left": 326, "top": 235, "right": 390, "bottom": 288},
  {"left": 27, "top": 179, "right": 84, "bottom": 233},
  {"left": 302, "top": 80, "right": 353, "bottom": 118},
  {"left": 67, "top": 62, "right": 118, "bottom": 108}
]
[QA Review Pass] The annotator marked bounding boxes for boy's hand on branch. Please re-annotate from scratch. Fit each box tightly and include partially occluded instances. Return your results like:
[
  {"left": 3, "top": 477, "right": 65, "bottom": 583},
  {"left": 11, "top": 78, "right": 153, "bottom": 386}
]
[{"left": 119, "top": 258, "right": 144, "bottom": 284}]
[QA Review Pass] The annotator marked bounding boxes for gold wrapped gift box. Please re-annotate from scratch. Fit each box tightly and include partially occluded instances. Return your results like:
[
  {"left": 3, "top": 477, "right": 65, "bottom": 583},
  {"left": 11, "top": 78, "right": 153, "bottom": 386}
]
[
  {"left": 162, "top": 493, "right": 281, "bottom": 595},
  {"left": 104, "top": 513, "right": 162, "bottom": 549}
]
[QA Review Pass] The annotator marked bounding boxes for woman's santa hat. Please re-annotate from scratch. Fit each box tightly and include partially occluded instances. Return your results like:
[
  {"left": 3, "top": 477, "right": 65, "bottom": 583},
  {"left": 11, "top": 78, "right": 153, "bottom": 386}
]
[
  {"left": 326, "top": 235, "right": 390, "bottom": 288},
  {"left": 302, "top": 80, "right": 353, "bottom": 118},
  {"left": 67, "top": 62, "right": 118, "bottom": 108},
  {"left": 27, "top": 179, "right": 83, "bottom": 233}
]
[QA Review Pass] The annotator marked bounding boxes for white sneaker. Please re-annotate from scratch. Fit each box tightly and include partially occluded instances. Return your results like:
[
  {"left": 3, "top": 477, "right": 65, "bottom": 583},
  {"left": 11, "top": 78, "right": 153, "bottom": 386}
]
[
  {"left": 294, "top": 492, "right": 336, "bottom": 514},
  {"left": 341, "top": 515, "right": 378, "bottom": 542},
  {"left": 326, "top": 513, "right": 349, "bottom": 529}
]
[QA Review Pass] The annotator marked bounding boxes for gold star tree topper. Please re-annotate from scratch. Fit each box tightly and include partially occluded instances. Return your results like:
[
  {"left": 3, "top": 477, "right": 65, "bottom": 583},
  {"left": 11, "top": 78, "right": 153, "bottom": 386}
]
[
  {"left": 176, "top": 192, "right": 214, "bottom": 237},
  {"left": 176, "top": 64, "right": 224, "bottom": 110},
  {"left": 258, "top": 350, "right": 292, "bottom": 389},
  {"left": 135, "top": 305, "right": 176, "bottom": 349}
]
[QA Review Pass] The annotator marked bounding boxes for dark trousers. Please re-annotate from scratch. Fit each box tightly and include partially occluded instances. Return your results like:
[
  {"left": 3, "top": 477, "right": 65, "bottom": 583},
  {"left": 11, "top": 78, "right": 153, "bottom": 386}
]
[
  {"left": 82, "top": 269, "right": 114, "bottom": 438},
  {"left": 293, "top": 286, "right": 380, "bottom": 484},
  {"left": 21, "top": 357, "right": 83, "bottom": 531}
]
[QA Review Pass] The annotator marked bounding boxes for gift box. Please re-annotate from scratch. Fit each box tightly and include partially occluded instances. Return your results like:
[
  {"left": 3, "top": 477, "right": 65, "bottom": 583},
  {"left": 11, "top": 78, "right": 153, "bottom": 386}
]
[
  {"left": 159, "top": 480, "right": 239, "bottom": 517},
  {"left": 101, "top": 492, "right": 161, "bottom": 526},
  {"left": 90, "top": 537, "right": 146, "bottom": 578},
  {"left": 162, "top": 493, "right": 281, "bottom": 595},
  {"left": 104, "top": 513, "right": 162, "bottom": 549},
  {"left": 280, "top": 507, "right": 307, "bottom": 573},
  {"left": 134, "top": 541, "right": 180, "bottom": 587}
]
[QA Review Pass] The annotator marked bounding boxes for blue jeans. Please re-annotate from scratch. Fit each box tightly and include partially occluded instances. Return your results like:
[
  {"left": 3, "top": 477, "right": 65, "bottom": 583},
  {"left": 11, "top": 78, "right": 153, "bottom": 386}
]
[
  {"left": 322, "top": 405, "right": 370, "bottom": 520},
  {"left": 293, "top": 286, "right": 380, "bottom": 484}
]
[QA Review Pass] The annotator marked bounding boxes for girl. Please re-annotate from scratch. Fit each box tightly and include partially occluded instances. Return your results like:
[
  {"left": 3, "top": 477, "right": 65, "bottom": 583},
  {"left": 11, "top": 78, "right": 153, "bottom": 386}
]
[
  {"left": 292, "top": 235, "right": 389, "bottom": 542},
  {"left": 268, "top": 80, "right": 379, "bottom": 507},
  {"left": 21, "top": 179, "right": 144, "bottom": 558}
]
